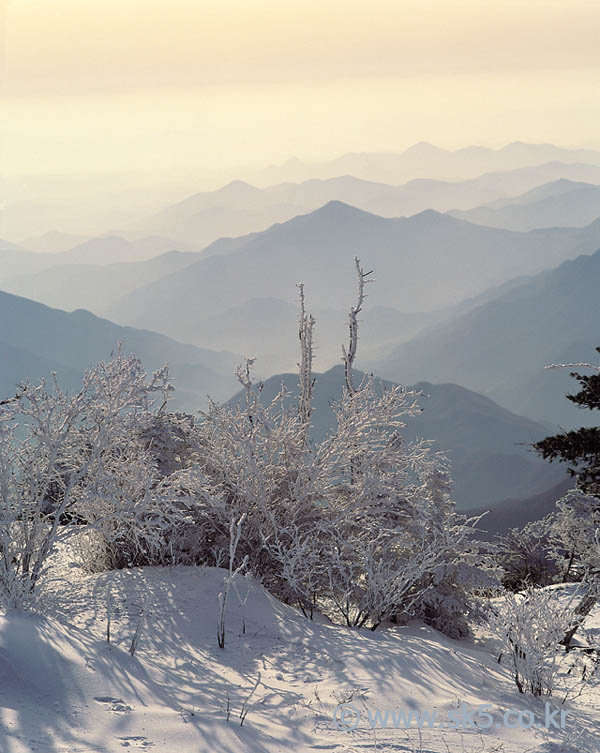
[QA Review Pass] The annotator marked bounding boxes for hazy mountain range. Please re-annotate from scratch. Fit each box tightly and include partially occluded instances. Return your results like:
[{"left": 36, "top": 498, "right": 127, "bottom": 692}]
[
  {"left": 450, "top": 180, "right": 600, "bottom": 231},
  {"left": 227, "top": 365, "right": 564, "bottom": 510},
  {"left": 98, "top": 203, "right": 600, "bottom": 365},
  {"left": 0, "top": 234, "right": 196, "bottom": 280},
  {"left": 21, "top": 231, "right": 90, "bottom": 254},
  {"left": 6, "top": 141, "right": 600, "bottom": 242},
  {"left": 1, "top": 251, "right": 198, "bottom": 313},
  {"left": 469, "top": 478, "right": 574, "bottom": 540},
  {"left": 129, "top": 163, "right": 600, "bottom": 247},
  {"left": 0, "top": 290, "right": 240, "bottom": 410},
  {"left": 254, "top": 142, "right": 600, "bottom": 185},
  {"left": 376, "top": 248, "right": 600, "bottom": 428}
]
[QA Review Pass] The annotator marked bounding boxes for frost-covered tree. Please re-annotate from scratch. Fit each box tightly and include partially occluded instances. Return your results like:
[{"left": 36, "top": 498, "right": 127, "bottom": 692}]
[{"left": 0, "top": 351, "right": 171, "bottom": 608}]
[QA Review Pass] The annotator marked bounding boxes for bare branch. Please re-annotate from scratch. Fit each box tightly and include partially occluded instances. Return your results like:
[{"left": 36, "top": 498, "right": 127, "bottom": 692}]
[
  {"left": 341, "top": 256, "right": 373, "bottom": 395},
  {"left": 297, "top": 282, "right": 315, "bottom": 428}
]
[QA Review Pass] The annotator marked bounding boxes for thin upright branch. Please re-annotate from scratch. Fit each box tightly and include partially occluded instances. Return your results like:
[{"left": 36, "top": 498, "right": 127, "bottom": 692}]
[
  {"left": 297, "top": 282, "right": 315, "bottom": 429},
  {"left": 341, "top": 256, "right": 373, "bottom": 395},
  {"left": 235, "top": 357, "right": 257, "bottom": 415}
]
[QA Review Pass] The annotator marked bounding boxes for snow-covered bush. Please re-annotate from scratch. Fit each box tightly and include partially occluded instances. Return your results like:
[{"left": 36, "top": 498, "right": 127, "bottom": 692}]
[
  {"left": 156, "top": 258, "right": 488, "bottom": 634},
  {"left": 546, "top": 488, "right": 600, "bottom": 582},
  {"left": 0, "top": 351, "right": 171, "bottom": 608},
  {"left": 138, "top": 411, "right": 200, "bottom": 477},
  {"left": 494, "top": 519, "right": 555, "bottom": 591},
  {"left": 489, "top": 489, "right": 600, "bottom": 652},
  {"left": 314, "top": 378, "right": 475, "bottom": 629},
  {"left": 414, "top": 537, "right": 499, "bottom": 638},
  {"left": 75, "top": 411, "right": 205, "bottom": 572},
  {"left": 487, "top": 585, "right": 582, "bottom": 696},
  {"left": 162, "top": 374, "right": 326, "bottom": 610}
]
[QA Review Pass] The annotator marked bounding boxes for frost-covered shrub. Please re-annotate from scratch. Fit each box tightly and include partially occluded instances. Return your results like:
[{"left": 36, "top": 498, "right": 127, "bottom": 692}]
[
  {"left": 152, "top": 259, "right": 490, "bottom": 634},
  {"left": 0, "top": 352, "right": 171, "bottom": 608},
  {"left": 154, "top": 363, "right": 484, "bottom": 632},
  {"left": 494, "top": 520, "right": 556, "bottom": 592},
  {"left": 545, "top": 489, "right": 600, "bottom": 582},
  {"left": 415, "top": 551, "right": 499, "bottom": 639},
  {"left": 76, "top": 411, "right": 206, "bottom": 571},
  {"left": 313, "top": 382, "right": 479, "bottom": 630},
  {"left": 487, "top": 585, "right": 583, "bottom": 696},
  {"left": 138, "top": 411, "right": 200, "bottom": 477},
  {"left": 161, "top": 378, "right": 326, "bottom": 609}
]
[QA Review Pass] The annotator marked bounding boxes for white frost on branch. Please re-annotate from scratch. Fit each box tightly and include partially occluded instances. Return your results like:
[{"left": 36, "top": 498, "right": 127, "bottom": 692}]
[{"left": 341, "top": 256, "right": 373, "bottom": 395}]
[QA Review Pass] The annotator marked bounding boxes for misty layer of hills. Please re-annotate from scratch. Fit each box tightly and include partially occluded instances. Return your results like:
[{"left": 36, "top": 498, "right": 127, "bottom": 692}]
[
  {"left": 100, "top": 204, "right": 600, "bottom": 354},
  {"left": 5, "top": 170, "right": 600, "bottom": 325},
  {"left": 5, "top": 141, "right": 600, "bottom": 244},
  {"left": 2, "top": 141, "right": 599, "bottom": 524},
  {"left": 128, "top": 162, "right": 600, "bottom": 248},
  {"left": 375, "top": 248, "right": 600, "bottom": 427},
  {"left": 256, "top": 142, "right": 600, "bottom": 185},
  {"left": 0, "top": 235, "right": 198, "bottom": 280},
  {"left": 0, "top": 291, "right": 240, "bottom": 410},
  {"left": 450, "top": 180, "right": 600, "bottom": 231},
  {"left": 1, "top": 251, "right": 198, "bottom": 313}
]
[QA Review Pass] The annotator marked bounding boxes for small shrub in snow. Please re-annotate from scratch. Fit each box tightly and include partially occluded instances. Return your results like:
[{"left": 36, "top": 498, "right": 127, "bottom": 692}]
[
  {"left": 495, "top": 519, "right": 555, "bottom": 592},
  {"left": 217, "top": 513, "right": 248, "bottom": 648},
  {"left": 546, "top": 489, "right": 600, "bottom": 582},
  {"left": 0, "top": 351, "right": 171, "bottom": 608},
  {"left": 487, "top": 585, "right": 583, "bottom": 696}
]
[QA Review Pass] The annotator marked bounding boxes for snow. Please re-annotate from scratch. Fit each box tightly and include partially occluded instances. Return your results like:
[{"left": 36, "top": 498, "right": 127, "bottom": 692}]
[{"left": 0, "top": 565, "right": 599, "bottom": 753}]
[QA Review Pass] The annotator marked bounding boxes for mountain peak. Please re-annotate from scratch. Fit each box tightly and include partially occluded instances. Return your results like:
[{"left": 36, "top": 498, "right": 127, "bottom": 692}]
[
  {"left": 218, "top": 179, "right": 259, "bottom": 194},
  {"left": 311, "top": 200, "right": 377, "bottom": 220},
  {"left": 403, "top": 142, "right": 447, "bottom": 156},
  {"left": 408, "top": 208, "right": 450, "bottom": 223}
]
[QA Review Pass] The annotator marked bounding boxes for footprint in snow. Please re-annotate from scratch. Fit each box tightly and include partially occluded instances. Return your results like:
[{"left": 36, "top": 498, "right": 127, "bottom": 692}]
[
  {"left": 94, "top": 696, "right": 134, "bottom": 713},
  {"left": 117, "top": 736, "right": 153, "bottom": 749}
]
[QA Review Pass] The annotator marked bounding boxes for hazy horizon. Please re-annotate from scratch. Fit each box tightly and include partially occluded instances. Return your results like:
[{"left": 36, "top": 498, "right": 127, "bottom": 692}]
[{"left": 4, "top": 0, "right": 600, "bottom": 184}]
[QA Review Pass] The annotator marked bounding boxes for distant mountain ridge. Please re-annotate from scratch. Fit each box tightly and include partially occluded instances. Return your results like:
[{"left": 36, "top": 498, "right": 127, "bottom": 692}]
[
  {"left": 469, "top": 479, "right": 574, "bottom": 541},
  {"left": 375, "top": 247, "right": 600, "bottom": 428},
  {"left": 131, "top": 163, "right": 600, "bottom": 247},
  {"left": 0, "top": 234, "right": 197, "bottom": 281},
  {"left": 255, "top": 142, "right": 600, "bottom": 185},
  {"left": 1, "top": 251, "right": 199, "bottom": 313},
  {"left": 21, "top": 231, "right": 89, "bottom": 254},
  {"left": 0, "top": 290, "right": 240, "bottom": 410},
  {"left": 450, "top": 180, "right": 600, "bottom": 231},
  {"left": 103, "top": 202, "right": 600, "bottom": 360}
]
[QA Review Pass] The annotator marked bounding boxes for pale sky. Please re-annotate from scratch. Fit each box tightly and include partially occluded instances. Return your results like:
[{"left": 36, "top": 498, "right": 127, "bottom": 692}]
[{"left": 3, "top": 0, "right": 600, "bottom": 184}]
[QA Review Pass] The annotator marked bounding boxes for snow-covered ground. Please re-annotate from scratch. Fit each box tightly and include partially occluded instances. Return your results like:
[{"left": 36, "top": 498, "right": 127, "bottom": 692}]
[{"left": 1, "top": 565, "right": 599, "bottom": 753}]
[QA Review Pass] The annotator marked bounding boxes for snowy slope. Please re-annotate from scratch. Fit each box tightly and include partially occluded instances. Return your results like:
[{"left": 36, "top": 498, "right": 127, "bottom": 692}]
[{"left": 1, "top": 564, "right": 598, "bottom": 753}]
